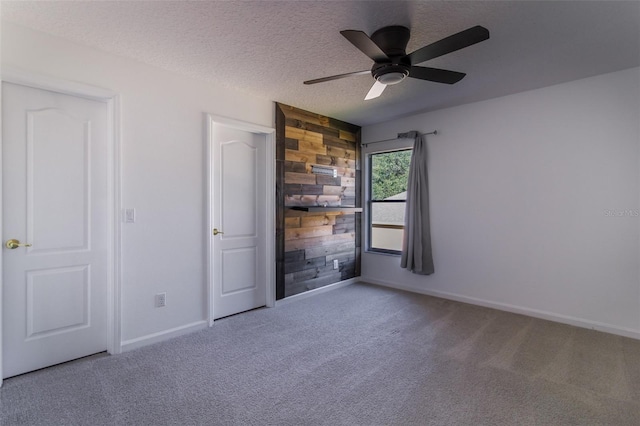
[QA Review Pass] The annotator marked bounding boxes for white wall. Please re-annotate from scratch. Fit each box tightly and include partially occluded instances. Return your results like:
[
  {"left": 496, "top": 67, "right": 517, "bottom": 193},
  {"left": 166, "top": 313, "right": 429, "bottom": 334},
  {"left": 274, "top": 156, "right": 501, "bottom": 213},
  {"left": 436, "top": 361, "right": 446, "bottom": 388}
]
[
  {"left": 362, "top": 67, "right": 640, "bottom": 338},
  {"left": 1, "top": 22, "right": 274, "bottom": 346}
]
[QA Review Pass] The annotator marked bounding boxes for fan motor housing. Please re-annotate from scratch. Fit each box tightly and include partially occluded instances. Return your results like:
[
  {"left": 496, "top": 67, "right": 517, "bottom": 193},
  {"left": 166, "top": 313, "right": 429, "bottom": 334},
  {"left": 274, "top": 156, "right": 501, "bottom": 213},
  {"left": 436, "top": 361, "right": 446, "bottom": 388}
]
[
  {"left": 369, "top": 25, "right": 412, "bottom": 85},
  {"left": 370, "top": 26, "right": 411, "bottom": 57}
]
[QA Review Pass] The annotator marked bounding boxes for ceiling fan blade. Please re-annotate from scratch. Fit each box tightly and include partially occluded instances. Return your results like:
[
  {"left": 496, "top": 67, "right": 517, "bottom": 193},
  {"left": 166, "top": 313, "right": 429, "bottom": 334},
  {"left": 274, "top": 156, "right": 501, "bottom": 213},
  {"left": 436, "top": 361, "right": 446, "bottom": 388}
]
[
  {"left": 304, "top": 70, "right": 370, "bottom": 85},
  {"left": 365, "top": 81, "right": 386, "bottom": 100},
  {"left": 409, "top": 66, "right": 466, "bottom": 84},
  {"left": 340, "top": 30, "right": 389, "bottom": 62},
  {"left": 408, "top": 25, "right": 489, "bottom": 65}
]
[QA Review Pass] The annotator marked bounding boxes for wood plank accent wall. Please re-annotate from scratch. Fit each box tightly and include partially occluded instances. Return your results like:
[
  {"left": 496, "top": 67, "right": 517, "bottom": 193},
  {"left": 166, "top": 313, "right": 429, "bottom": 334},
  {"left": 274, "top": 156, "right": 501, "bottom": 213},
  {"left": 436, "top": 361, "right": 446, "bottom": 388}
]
[{"left": 276, "top": 103, "right": 361, "bottom": 299}]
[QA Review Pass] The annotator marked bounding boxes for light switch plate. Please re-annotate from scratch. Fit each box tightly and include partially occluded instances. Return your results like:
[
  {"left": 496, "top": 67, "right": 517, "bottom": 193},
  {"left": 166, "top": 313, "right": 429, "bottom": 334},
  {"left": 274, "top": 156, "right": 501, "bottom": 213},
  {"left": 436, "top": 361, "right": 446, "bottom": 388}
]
[{"left": 124, "top": 208, "right": 136, "bottom": 223}]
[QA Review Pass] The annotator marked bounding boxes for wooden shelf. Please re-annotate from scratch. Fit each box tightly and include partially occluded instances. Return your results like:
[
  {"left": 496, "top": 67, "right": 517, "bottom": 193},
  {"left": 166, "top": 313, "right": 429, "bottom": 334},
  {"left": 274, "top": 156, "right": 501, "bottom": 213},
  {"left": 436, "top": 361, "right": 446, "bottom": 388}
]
[{"left": 288, "top": 206, "right": 363, "bottom": 213}]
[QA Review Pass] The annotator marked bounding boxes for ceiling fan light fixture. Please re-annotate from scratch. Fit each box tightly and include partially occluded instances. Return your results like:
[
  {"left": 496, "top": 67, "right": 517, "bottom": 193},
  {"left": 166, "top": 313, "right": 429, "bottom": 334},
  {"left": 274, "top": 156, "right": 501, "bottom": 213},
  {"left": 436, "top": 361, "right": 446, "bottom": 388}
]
[
  {"left": 376, "top": 71, "right": 407, "bottom": 85},
  {"left": 372, "top": 63, "right": 410, "bottom": 86}
]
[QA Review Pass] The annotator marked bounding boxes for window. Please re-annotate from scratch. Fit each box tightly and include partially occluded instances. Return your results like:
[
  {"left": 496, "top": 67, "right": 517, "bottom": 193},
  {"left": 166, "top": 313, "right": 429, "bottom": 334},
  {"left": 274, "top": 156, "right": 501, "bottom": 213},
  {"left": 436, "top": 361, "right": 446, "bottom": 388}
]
[{"left": 368, "top": 149, "right": 412, "bottom": 254}]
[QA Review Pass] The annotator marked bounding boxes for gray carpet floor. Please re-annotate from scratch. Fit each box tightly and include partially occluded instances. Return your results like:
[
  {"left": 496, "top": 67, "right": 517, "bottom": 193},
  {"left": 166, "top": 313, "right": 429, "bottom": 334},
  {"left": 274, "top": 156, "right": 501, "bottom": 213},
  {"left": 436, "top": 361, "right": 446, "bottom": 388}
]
[{"left": 1, "top": 282, "right": 640, "bottom": 425}]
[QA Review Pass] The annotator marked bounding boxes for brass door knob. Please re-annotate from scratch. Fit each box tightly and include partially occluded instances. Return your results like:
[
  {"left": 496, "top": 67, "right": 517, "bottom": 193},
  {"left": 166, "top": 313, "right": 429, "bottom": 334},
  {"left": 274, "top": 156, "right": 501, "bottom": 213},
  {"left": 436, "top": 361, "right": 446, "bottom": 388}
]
[
  {"left": 212, "top": 228, "right": 224, "bottom": 236},
  {"left": 5, "top": 239, "right": 32, "bottom": 249}
]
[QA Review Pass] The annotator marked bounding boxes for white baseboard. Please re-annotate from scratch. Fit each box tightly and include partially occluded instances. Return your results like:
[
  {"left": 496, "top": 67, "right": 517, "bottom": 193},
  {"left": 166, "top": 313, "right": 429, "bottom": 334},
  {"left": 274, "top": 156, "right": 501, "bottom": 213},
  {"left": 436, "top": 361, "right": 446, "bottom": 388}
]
[
  {"left": 120, "top": 320, "right": 209, "bottom": 352},
  {"left": 276, "top": 277, "right": 358, "bottom": 307},
  {"left": 360, "top": 276, "right": 640, "bottom": 341}
]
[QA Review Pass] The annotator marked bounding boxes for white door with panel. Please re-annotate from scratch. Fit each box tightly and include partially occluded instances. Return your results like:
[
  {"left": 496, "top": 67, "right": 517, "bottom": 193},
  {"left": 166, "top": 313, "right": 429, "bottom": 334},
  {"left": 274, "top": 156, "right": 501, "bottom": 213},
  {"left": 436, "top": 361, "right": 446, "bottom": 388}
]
[
  {"left": 2, "top": 82, "right": 108, "bottom": 378},
  {"left": 212, "top": 124, "right": 267, "bottom": 319}
]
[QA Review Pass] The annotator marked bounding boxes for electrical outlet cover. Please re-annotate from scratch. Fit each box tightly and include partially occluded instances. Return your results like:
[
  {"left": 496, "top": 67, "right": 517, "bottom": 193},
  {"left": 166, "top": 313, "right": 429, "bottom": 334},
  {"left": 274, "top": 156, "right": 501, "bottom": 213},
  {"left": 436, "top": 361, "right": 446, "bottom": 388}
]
[{"left": 156, "top": 293, "right": 166, "bottom": 307}]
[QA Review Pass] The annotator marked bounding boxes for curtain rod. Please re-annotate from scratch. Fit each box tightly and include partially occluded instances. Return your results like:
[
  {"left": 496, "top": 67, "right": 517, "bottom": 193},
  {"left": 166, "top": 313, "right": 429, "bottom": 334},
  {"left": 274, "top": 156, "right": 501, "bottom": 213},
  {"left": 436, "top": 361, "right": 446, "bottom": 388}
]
[{"left": 362, "top": 130, "right": 437, "bottom": 148}]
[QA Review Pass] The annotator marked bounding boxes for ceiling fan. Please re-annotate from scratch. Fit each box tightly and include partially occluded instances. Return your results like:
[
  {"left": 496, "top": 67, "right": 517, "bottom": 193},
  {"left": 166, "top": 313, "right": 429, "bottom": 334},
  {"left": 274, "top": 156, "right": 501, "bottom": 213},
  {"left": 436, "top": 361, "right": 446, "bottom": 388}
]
[{"left": 304, "top": 25, "right": 489, "bottom": 100}]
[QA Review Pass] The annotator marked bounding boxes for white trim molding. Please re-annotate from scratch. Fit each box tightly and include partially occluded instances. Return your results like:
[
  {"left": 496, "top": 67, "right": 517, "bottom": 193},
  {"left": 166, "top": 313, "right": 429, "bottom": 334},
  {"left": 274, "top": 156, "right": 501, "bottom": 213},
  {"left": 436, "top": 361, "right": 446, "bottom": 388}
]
[
  {"left": 361, "top": 277, "right": 640, "bottom": 341},
  {"left": 275, "top": 278, "right": 358, "bottom": 307},
  {"left": 120, "top": 321, "right": 208, "bottom": 352},
  {"left": 205, "top": 113, "right": 276, "bottom": 326},
  {"left": 0, "top": 68, "right": 122, "bottom": 385},
  {"left": 0, "top": 67, "right": 119, "bottom": 101}
]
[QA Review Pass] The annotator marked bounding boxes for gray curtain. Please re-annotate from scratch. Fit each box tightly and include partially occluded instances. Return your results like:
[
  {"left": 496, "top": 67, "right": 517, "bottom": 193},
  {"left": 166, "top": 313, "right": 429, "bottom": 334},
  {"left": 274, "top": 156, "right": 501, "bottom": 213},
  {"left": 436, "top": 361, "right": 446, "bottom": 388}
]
[{"left": 399, "top": 131, "right": 434, "bottom": 275}]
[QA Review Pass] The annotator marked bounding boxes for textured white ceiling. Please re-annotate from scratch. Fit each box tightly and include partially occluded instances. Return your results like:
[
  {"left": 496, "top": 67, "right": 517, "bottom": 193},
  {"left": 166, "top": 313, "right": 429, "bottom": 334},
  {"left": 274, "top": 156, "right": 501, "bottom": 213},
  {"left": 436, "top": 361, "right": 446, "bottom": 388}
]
[{"left": 2, "top": 1, "right": 639, "bottom": 126}]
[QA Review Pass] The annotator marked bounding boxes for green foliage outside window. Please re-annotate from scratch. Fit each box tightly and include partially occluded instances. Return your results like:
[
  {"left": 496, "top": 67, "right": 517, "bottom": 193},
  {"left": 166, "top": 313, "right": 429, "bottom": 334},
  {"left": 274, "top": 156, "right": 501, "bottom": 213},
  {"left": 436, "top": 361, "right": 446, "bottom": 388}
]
[{"left": 371, "top": 150, "right": 412, "bottom": 200}]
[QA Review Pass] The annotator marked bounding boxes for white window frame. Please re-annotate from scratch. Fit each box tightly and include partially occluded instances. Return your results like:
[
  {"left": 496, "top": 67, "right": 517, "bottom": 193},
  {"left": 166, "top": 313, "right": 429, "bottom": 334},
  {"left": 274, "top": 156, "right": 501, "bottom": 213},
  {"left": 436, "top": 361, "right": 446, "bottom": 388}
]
[{"left": 363, "top": 138, "right": 414, "bottom": 256}]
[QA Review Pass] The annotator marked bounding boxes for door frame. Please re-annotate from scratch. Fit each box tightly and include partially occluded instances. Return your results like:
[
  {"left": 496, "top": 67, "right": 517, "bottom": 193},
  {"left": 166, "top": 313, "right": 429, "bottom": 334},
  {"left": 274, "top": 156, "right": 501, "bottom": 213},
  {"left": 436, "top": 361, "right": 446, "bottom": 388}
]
[
  {"left": 205, "top": 113, "right": 275, "bottom": 326},
  {"left": 0, "top": 68, "right": 122, "bottom": 386}
]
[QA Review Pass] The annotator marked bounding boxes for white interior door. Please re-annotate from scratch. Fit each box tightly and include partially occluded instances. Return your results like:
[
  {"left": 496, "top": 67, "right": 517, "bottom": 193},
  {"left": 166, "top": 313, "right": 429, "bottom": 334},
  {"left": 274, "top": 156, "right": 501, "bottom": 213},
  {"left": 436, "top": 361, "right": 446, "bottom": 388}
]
[
  {"left": 211, "top": 124, "right": 267, "bottom": 320},
  {"left": 2, "top": 82, "right": 108, "bottom": 378}
]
